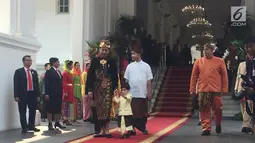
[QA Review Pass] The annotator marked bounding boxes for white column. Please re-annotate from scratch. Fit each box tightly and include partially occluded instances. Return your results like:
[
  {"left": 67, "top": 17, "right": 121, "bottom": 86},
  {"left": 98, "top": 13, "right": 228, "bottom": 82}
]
[
  {"left": 127, "top": 0, "right": 137, "bottom": 16},
  {"left": 83, "top": 0, "right": 95, "bottom": 66},
  {"left": 160, "top": 17, "right": 165, "bottom": 42},
  {"left": 0, "top": 0, "right": 16, "bottom": 35},
  {"left": 70, "top": 0, "right": 84, "bottom": 67},
  {"left": 110, "top": 0, "right": 118, "bottom": 32},
  {"left": 0, "top": 0, "right": 40, "bottom": 131},
  {"left": 117, "top": 0, "right": 136, "bottom": 16},
  {"left": 71, "top": 0, "right": 110, "bottom": 68},
  {"left": 172, "top": 25, "right": 180, "bottom": 45},
  {"left": 71, "top": 0, "right": 136, "bottom": 69},
  {"left": 244, "top": 0, "right": 255, "bottom": 17},
  {"left": 105, "top": 0, "right": 111, "bottom": 34},
  {"left": 147, "top": 0, "right": 156, "bottom": 38},
  {"left": 244, "top": 0, "right": 255, "bottom": 35},
  {"left": 15, "top": 0, "right": 37, "bottom": 39},
  {"left": 169, "top": 24, "right": 173, "bottom": 47}
]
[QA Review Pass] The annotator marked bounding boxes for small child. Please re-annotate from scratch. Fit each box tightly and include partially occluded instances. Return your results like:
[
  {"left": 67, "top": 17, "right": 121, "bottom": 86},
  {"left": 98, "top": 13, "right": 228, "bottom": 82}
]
[{"left": 113, "top": 83, "right": 133, "bottom": 139}]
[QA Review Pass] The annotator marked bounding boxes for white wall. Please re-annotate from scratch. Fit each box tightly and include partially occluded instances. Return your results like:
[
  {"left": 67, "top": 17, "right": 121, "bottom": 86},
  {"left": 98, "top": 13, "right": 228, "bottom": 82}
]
[
  {"left": 36, "top": 0, "right": 137, "bottom": 70},
  {"left": 0, "top": 33, "right": 40, "bottom": 131},
  {"left": 35, "top": 0, "right": 70, "bottom": 64}
]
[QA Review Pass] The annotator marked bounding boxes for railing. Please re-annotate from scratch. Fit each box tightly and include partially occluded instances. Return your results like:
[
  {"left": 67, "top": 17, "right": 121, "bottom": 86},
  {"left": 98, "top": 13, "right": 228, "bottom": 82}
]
[{"left": 149, "top": 47, "right": 167, "bottom": 113}]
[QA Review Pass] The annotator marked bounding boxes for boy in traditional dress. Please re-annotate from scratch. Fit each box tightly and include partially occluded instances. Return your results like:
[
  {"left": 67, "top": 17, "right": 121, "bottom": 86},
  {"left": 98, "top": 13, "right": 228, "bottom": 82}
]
[
  {"left": 190, "top": 43, "right": 228, "bottom": 136},
  {"left": 113, "top": 83, "right": 133, "bottom": 139}
]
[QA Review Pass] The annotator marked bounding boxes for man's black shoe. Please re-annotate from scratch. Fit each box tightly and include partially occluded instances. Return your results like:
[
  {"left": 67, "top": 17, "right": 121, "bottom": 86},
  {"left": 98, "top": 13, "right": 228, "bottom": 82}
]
[
  {"left": 216, "top": 125, "right": 221, "bottom": 134},
  {"left": 21, "top": 129, "right": 27, "bottom": 134},
  {"left": 242, "top": 127, "right": 253, "bottom": 134},
  {"left": 143, "top": 129, "right": 148, "bottom": 135},
  {"left": 28, "top": 127, "right": 40, "bottom": 132},
  {"left": 128, "top": 130, "right": 136, "bottom": 136},
  {"left": 201, "top": 130, "right": 211, "bottom": 136}
]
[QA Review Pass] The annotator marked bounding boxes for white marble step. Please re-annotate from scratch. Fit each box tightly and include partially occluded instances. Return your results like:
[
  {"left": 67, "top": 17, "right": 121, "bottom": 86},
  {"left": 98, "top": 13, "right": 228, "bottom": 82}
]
[
  {"left": 222, "top": 95, "right": 240, "bottom": 117},
  {"left": 223, "top": 104, "right": 241, "bottom": 110},
  {"left": 223, "top": 110, "right": 241, "bottom": 117}
]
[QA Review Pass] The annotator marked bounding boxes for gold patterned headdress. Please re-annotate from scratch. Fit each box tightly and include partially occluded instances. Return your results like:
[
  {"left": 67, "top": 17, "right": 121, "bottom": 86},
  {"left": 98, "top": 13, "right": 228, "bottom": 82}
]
[{"left": 99, "top": 40, "right": 111, "bottom": 49}]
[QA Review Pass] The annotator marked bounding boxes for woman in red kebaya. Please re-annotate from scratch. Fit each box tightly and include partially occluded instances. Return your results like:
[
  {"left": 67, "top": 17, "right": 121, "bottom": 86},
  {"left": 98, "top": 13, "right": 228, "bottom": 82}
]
[{"left": 62, "top": 60, "right": 74, "bottom": 125}]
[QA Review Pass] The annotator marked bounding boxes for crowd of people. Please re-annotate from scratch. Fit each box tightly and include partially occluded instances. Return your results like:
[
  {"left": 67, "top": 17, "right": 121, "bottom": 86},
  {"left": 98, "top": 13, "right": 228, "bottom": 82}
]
[
  {"left": 13, "top": 30, "right": 255, "bottom": 139},
  {"left": 13, "top": 40, "right": 153, "bottom": 139},
  {"left": 190, "top": 36, "right": 255, "bottom": 136}
]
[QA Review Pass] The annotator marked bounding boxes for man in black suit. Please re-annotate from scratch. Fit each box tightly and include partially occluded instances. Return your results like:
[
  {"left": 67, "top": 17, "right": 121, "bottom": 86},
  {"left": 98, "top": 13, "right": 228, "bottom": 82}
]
[
  {"left": 14, "top": 55, "right": 40, "bottom": 133},
  {"left": 44, "top": 57, "right": 66, "bottom": 130}
]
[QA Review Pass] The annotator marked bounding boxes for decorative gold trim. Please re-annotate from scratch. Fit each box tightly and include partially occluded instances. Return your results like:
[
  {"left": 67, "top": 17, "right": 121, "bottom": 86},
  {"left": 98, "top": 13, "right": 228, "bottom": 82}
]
[
  {"left": 99, "top": 40, "right": 111, "bottom": 49},
  {"left": 139, "top": 117, "right": 189, "bottom": 143}
]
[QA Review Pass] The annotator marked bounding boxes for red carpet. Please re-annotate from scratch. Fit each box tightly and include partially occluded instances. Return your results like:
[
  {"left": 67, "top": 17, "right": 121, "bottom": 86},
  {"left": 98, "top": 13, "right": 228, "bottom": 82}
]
[
  {"left": 154, "top": 67, "right": 193, "bottom": 117},
  {"left": 67, "top": 67, "right": 192, "bottom": 143},
  {"left": 67, "top": 116, "right": 189, "bottom": 143}
]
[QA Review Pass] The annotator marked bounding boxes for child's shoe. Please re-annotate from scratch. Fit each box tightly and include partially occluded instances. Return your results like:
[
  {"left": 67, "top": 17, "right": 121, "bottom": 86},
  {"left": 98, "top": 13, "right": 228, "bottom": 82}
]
[{"left": 120, "top": 134, "right": 126, "bottom": 139}]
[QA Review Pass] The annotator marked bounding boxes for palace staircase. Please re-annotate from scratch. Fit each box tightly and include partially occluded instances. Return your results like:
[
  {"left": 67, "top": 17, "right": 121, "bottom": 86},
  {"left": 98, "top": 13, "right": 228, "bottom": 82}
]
[
  {"left": 152, "top": 66, "right": 241, "bottom": 118},
  {"left": 153, "top": 67, "right": 193, "bottom": 117}
]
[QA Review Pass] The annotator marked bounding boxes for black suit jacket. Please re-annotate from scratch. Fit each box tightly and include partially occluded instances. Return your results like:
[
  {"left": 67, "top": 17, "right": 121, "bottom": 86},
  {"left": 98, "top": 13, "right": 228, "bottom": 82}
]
[
  {"left": 85, "top": 57, "right": 118, "bottom": 95},
  {"left": 44, "top": 67, "right": 63, "bottom": 97},
  {"left": 13, "top": 68, "right": 40, "bottom": 98}
]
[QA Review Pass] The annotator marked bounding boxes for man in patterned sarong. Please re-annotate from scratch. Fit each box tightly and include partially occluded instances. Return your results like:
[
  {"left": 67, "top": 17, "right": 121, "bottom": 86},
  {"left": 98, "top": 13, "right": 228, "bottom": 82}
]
[
  {"left": 86, "top": 40, "right": 118, "bottom": 138},
  {"left": 124, "top": 45, "right": 153, "bottom": 135},
  {"left": 190, "top": 43, "right": 228, "bottom": 136}
]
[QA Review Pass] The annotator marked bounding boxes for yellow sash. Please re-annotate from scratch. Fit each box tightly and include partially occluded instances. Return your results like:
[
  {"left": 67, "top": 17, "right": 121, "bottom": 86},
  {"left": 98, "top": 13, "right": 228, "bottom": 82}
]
[{"left": 110, "top": 74, "right": 121, "bottom": 119}]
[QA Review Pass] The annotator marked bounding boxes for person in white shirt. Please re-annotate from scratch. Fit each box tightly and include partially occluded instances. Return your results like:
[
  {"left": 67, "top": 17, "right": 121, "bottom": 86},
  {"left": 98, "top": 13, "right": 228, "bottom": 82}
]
[
  {"left": 124, "top": 46, "right": 153, "bottom": 135},
  {"left": 190, "top": 45, "right": 201, "bottom": 64}
]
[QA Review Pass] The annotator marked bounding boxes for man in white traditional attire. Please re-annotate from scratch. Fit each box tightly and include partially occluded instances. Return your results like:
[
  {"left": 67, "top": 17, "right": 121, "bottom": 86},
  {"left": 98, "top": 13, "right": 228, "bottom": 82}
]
[{"left": 124, "top": 45, "right": 153, "bottom": 135}]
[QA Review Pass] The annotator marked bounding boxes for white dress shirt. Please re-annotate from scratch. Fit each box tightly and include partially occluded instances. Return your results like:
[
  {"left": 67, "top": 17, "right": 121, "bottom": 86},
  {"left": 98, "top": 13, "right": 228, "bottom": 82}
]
[{"left": 124, "top": 60, "right": 153, "bottom": 98}]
